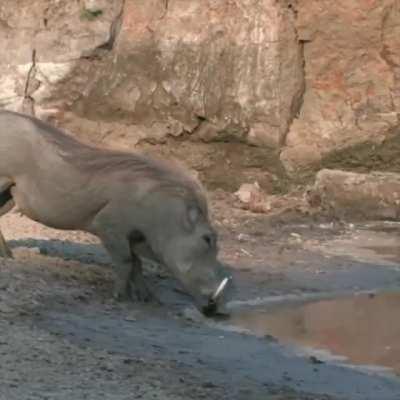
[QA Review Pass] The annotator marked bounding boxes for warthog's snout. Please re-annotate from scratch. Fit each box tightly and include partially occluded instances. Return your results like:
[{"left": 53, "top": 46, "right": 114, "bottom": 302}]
[
  {"left": 143, "top": 193, "right": 235, "bottom": 317},
  {"left": 200, "top": 276, "right": 233, "bottom": 317}
]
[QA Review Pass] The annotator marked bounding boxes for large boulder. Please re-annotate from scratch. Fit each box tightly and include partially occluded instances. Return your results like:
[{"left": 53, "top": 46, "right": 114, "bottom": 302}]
[
  {"left": 64, "top": 0, "right": 304, "bottom": 149},
  {"left": 309, "top": 169, "right": 400, "bottom": 220}
]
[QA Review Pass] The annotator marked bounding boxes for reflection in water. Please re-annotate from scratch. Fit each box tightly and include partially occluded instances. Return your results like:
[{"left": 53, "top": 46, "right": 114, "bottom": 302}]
[{"left": 230, "top": 292, "right": 400, "bottom": 374}]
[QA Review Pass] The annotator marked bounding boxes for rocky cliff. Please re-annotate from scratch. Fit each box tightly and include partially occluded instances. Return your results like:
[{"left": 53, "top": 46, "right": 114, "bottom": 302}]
[{"left": 1, "top": 0, "right": 399, "bottom": 188}]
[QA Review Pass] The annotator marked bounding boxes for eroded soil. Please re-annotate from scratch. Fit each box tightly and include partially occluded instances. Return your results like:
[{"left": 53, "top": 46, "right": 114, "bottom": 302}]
[{"left": 1, "top": 192, "right": 400, "bottom": 400}]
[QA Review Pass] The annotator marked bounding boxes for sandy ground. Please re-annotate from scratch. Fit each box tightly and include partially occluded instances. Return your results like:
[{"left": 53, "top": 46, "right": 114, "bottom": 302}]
[{"left": 1, "top": 192, "right": 400, "bottom": 400}]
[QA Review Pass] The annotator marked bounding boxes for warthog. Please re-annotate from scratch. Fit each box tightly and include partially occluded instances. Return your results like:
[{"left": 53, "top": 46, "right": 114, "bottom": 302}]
[{"left": 0, "top": 110, "right": 233, "bottom": 316}]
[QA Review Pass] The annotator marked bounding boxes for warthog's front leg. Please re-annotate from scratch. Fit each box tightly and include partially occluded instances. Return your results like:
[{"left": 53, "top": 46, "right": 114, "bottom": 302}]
[
  {"left": 100, "top": 234, "right": 155, "bottom": 302},
  {"left": 129, "top": 251, "right": 157, "bottom": 303},
  {"left": 91, "top": 205, "right": 156, "bottom": 303}
]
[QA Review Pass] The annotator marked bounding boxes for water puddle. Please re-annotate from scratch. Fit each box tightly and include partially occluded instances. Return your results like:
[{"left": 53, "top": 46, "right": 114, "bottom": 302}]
[{"left": 227, "top": 291, "right": 400, "bottom": 375}]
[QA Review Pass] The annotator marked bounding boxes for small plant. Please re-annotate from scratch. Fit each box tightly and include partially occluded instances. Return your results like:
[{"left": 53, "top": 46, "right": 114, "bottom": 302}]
[{"left": 80, "top": 8, "right": 103, "bottom": 21}]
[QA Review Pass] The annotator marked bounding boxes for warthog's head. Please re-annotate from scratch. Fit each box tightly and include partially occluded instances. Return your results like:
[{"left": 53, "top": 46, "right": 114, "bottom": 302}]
[{"left": 143, "top": 189, "right": 234, "bottom": 317}]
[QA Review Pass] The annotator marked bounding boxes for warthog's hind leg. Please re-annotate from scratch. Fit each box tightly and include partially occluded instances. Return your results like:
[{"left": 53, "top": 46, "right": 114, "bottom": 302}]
[
  {"left": 0, "top": 229, "right": 12, "bottom": 258},
  {"left": 0, "top": 179, "right": 15, "bottom": 258}
]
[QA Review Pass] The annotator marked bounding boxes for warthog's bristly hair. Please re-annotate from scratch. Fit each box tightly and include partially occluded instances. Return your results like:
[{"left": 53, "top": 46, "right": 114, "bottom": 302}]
[{"left": 8, "top": 111, "right": 208, "bottom": 215}]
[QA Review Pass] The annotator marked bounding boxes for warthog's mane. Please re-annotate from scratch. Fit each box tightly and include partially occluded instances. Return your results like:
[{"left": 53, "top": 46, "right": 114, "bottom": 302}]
[{"left": 17, "top": 111, "right": 208, "bottom": 215}]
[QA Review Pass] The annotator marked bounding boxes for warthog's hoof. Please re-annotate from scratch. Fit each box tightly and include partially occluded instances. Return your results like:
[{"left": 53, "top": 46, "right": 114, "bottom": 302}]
[
  {"left": 113, "top": 281, "right": 161, "bottom": 305},
  {"left": 128, "top": 281, "right": 159, "bottom": 304}
]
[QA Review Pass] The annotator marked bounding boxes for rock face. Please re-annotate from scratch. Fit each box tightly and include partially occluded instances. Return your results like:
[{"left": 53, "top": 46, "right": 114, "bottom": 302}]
[
  {"left": 0, "top": 0, "right": 399, "bottom": 179},
  {"left": 309, "top": 169, "right": 400, "bottom": 220},
  {"left": 281, "top": 0, "right": 400, "bottom": 174},
  {"left": 0, "top": 0, "right": 124, "bottom": 117}
]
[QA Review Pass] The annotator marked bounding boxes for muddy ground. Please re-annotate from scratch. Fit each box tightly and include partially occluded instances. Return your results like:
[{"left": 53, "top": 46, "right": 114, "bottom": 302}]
[{"left": 1, "top": 191, "right": 400, "bottom": 400}]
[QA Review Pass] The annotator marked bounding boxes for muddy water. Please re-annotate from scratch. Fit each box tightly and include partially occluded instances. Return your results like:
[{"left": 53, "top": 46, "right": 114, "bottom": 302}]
[{"left": 229, "top": 292, "right": 400, "bottom": 374}]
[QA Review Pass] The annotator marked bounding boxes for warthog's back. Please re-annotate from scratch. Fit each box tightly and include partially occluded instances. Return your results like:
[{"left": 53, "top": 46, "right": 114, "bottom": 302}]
[
  {"left": 0, "top": 110, "right": 42, "bottom": 176},
  {"left": 0, "top": 110, "right": 207, "bottom": 230}
]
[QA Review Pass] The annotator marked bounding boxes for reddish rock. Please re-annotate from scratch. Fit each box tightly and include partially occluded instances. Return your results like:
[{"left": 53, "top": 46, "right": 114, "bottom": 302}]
[{"left": 234, "top": 182, "right": 271, "bottom": 213}]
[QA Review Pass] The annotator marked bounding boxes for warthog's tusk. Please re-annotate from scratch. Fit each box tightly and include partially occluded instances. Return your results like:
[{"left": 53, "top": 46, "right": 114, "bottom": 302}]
[{"left": 212, "top": 277, "right": 231, "bottom": 301}]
